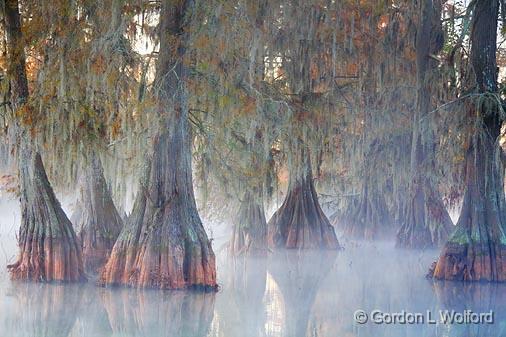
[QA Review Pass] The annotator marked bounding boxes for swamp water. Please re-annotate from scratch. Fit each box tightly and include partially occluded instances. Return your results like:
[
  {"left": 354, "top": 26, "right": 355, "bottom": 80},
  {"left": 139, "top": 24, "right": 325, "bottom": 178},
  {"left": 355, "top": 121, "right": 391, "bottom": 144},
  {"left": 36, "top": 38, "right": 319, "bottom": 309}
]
[{"left": 0, "top": 197, "right": 505, "bottom": 337}]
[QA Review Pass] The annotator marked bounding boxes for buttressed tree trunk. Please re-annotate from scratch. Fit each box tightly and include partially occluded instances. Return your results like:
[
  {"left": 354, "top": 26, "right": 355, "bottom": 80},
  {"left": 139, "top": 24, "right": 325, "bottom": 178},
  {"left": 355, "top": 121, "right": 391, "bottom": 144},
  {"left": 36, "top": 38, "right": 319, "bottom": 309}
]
[
  {"left": 268, "top": 142, "right": 339, "bottom": 249},
  {"left": 230, "top": 187, "right": 268, "bottom": 256},
  {"left": 336, "top": 139, "right": 393, "bottom": 240},
  {"left": 430, "top": 0, "right": 506, "bottom": 281},
  {"left": 100, "top": 0, "right": 217, "bottom": 289},
  {"left": 339, "top": 172, "right": 393, "bottom": 240},
  {"left": 72, "top": 151, "right": 123, "bottom": 273},
  {"left": 396, "top": 0, "right": 453, "bottom": 248},
  {"left": 229, "top": 0, "right": 269, "bottom": 257},
  {"left": 98, "top": 161, "right": 149, "bottom": 287},
  {"left": 4, "top": 0, "right": 85, "bottom": 282},
  {"left": 336, "top": 29, "right": 395, "bottom": 241}
]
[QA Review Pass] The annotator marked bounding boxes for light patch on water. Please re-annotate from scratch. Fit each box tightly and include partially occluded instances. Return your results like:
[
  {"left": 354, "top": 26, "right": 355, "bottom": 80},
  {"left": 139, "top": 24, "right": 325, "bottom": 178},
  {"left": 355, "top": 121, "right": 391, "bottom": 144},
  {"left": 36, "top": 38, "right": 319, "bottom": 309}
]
[{"left": 0, "top": 196, "right": 506, "bottom": 337}]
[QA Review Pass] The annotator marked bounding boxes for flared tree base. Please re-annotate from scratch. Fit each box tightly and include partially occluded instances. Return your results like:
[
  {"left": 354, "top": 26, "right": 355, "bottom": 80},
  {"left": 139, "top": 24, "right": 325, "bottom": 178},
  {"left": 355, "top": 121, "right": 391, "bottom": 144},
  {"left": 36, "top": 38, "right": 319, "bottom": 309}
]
[
  {"left": 73, "top": 208, "right": 123, "bottom": 274},
  {"left": 339, "top": 216, "right": 392, "bottom": 241},
  {"left": 230, "top": 226, "right": 268, "bottom": 256},
  {"left": 8, "top": 238, "right": 86, "bottom": 282},
  {"left": 8, "top": 151, "right": 85, "bottom": 283},
  {"left": 430, "top": 123, "right": 506, "bottom": 282},
  {"left": 99, "top": 198, "right": 217, "bottom": 290},
  {"left": 230, "top": 192, "right": 268, "bottom": 256},
  {"left": 72, "top": 152, "right": 123, "bottom": 274},
  {"left": 397, "top": 215, "right": 453, "bottom": 249},
  {"left": 101, "top": 121, "right": 217, "bottom": 290},
  {"left": 80, "top": 242, "right": 114, "bottom": 274},
  {"left": 396, "top": 184, "right": 454, "bottom": 249},
  {"left": 397, "top": 221, "right": 452, "bottom": 249},
  {"left": 429, "top": 242, "right": 506, "bottom": 281},
  {"left": 335, "top": 185, "right": 394, "bottom": 241},
  {"left": 268, "top": 180, "right": 339, "bottom": 250},
  {"left": 99, "top": 234, "right": 217, "bottom": 290}
]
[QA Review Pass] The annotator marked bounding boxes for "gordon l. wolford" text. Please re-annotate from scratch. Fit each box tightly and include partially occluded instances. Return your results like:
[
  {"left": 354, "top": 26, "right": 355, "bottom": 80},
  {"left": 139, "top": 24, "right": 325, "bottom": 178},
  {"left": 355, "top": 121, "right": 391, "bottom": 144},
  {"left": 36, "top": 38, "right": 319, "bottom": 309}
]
[{"left": 353, "top": 309, "right": 494, "bottom": 325}]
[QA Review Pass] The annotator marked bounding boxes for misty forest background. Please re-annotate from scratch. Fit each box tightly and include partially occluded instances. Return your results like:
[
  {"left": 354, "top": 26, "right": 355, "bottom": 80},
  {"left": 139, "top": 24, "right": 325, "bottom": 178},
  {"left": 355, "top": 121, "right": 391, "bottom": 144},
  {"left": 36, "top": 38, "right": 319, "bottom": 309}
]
[{"left": 0, "top": 0, "right": 506, "bottom": 288}]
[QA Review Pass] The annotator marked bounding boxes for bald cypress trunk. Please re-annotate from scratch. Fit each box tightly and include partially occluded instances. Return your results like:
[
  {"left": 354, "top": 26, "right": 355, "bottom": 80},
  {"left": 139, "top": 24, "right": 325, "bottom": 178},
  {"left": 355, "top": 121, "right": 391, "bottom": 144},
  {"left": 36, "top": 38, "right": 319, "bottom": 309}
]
[
  {"left": 99, "top": 0, "right": 216, "bottom": 289},
  {"left": 396, "top": 0, "right": 453, "bottom": 248},
  {"left": 268, "top": 6, "right": 339, "bottom": 250},
  {"left": 339, "top": 174, "right": 393, "bottom": 240},
  {"left": 337, "top": 30, "right": 396, "bottom": 240},
  {"left": 72, "top": 151, "right": 123, "bottom": 273},
  {"left": 229, "top": 0, "right": 269, "bottom": 257},
  {"left": 430, "top": 0, "right": 506, "bottom": 281},
  {"left": 268, "top": 144, "right": 339, "bottom": 249},
  {"left": 337, "top": 136, "right": 394, "bottom": 241},
  {"left": 230, "top": 188, "right": 268, "bottom": 256},
  {"left": 4, "top": 0, "right": 85, "bottom": 282},
  {"left": 98, "top": 161, "right": 149, "bottom": 287}
]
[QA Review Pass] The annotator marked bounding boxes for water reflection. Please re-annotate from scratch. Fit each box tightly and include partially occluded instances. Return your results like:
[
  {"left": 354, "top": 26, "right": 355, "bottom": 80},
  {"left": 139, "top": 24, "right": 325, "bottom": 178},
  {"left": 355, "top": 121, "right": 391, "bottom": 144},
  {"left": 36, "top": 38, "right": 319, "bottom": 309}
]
[
  {"left": 0, "top": 281, "right": 215, "bottom": 337},
  {"left": 432, "top": 281, "right": 506, "bottom": 337},
  {"left": 1, "top": 242, "right": 506, "bottom": 337},
  {"left": 70, "top": 287, "right": 112, "bottom": 337},
  {"left": 266, "top": 250, "right": 337, "bottom": 337},
  {"left": 2, "top": 282, "right": 83, "bottom": 337},
  {"left": 100, "top": 288, "right": 215, "bottom": 337},
  {"left": 213, "top": 256, "right": 267, "bottom": 337}
]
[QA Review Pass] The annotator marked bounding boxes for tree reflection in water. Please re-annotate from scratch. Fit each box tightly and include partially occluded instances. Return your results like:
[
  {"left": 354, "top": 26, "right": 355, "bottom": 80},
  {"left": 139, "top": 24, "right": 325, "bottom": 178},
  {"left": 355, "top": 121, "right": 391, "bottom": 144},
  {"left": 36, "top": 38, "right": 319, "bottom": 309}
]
[
  {"left": 432, "top": 281, "right": 506, "bottom": 337},
  {"left": 266, "top": 250, "right": 338, "bottom": 337},
  {"left": 100, "top": 287, "right": 215, "bottom": 337},
  {"left": 2, "top": 243, "right": 506, "bottom": 337},
  {"left": 2, "top": 283, "right": 83, "bottom": 337}
]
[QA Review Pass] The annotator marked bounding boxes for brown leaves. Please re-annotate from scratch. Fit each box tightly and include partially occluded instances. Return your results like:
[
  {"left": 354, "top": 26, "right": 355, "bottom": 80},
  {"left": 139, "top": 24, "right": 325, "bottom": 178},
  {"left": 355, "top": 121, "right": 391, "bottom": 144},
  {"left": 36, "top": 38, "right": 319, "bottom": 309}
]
[
  {"left": 91, "top": 54, "right": 107, "bottom": 75},
  {"left": 15, "top": 103, "right": 39, "bottom": 131},
  {"left": 111, "top": 117, "right": 122, "bottom": 139},
  {"left": 0, "top": 174, "right": 18, "bottom": 196}
]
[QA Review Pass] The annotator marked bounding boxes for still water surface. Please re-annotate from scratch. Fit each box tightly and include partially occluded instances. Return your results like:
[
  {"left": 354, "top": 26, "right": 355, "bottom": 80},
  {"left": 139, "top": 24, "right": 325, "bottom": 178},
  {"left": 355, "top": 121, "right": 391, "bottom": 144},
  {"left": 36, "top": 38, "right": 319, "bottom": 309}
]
[{"left": 0, "top": 199, "right": 505, "bottom": 337}]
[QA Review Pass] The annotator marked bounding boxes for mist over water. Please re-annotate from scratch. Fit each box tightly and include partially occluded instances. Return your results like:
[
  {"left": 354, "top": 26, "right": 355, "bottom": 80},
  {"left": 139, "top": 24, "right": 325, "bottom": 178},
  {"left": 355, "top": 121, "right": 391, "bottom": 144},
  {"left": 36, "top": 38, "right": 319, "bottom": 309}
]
[{"left": 0, "top": 196, "right": 505, "bottom": 337}]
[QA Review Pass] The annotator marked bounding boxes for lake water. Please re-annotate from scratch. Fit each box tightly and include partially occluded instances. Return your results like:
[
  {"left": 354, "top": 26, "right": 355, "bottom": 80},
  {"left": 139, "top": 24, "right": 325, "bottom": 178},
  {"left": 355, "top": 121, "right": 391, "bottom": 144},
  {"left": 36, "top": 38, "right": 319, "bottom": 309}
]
[{"left": 0, "top": 197, "right": 505, "bottom": 337}]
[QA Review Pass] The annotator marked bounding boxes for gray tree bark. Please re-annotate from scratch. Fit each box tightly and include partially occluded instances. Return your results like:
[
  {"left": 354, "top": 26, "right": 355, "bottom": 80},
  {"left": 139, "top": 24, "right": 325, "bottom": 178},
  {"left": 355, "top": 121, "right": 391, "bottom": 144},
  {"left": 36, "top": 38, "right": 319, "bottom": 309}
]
[
  {"left": 431, "top": 0, "right": 506, "bottom": 281},
  {"left": 268, "top": 143, "right": 339, "bottom": 249},
  {"left": 4, "top": 0, "right": 85, "bottom": 282},
  {"left": 72, "top": 151, "right": 123, "bottom": 273},
  {"left": 397, "top": 0, "right": 453, "bottom": 249},
  {"left": 99, "top": 0, "right": 216, "bottom": 289}
]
